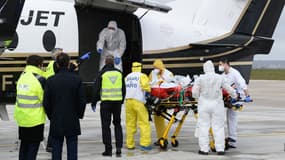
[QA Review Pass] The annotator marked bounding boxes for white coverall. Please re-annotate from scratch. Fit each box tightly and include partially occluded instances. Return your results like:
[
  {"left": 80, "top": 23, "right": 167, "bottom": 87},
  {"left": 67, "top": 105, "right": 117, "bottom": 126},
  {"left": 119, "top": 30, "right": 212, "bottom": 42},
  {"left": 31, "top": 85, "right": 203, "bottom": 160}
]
[
  {"left": 192, "top": 60, "right": 237, "bottom": 152},
  {"left": 97, "top": 21, "right": 126, "bottom": 71},
  {"left": 222, "top": 67, "right": 248, "bottom": 147}
]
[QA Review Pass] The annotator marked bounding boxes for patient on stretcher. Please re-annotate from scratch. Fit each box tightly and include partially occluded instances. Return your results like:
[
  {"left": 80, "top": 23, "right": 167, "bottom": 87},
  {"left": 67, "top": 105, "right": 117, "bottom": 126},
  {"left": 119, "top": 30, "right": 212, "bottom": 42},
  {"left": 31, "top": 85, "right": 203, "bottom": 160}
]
[{"left": 150, "top": 75, "right": 192, "bottom": 99}]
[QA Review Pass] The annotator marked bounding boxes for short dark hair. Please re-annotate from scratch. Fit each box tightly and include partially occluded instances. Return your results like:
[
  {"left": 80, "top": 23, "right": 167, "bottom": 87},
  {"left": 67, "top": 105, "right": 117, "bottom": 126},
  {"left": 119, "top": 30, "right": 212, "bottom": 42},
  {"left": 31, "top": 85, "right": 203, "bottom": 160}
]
[
  {"left": 26, "top": 55, "right": 44, "bottom": 67},
  {"left": 105, "top": 54, "right": 114, "bottom": 65},
  {"left": 56, "top": 52, "right": 70, "bottom": 68},
  {"left": 219, "top": 58, "right": 230, "bottom": 65}
]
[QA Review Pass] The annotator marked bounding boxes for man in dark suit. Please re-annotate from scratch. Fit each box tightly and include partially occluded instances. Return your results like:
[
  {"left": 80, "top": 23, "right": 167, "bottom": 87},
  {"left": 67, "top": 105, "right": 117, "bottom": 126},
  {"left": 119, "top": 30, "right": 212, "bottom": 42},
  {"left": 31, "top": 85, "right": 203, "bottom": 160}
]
[{"left": 43, "top": 53, "right": 86, "bottom": 160}]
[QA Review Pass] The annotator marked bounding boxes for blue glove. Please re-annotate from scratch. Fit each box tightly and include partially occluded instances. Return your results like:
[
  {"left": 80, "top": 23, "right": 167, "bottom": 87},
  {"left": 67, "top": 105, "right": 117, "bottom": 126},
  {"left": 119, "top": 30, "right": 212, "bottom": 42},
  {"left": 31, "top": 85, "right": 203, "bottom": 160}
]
[
  {"left": 230, "top": 97, "right": 237, "bottom": 104},
  {"left": 80, "top": 52, "right": 90, "bottom": 60},
  {"left": 97, "top": 48, "right": 103, "bottom": 54},
  {"left": 91, "top": 105, "right": 96, "bottom": 112},
  {"left": 145, "top": 92, "right": 150, "bottom": 98},
  {"left": 114, "top": 57, "right": 121, "bottom": 65},
  {"left": 244, "top": 95, "right": 252, "bottom": 102}
]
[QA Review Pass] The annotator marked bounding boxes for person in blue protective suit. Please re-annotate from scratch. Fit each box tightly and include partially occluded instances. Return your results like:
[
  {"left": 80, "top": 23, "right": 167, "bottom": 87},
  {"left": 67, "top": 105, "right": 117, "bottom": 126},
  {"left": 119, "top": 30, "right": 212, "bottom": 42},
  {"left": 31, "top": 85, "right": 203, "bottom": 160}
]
[
  {"left": 192, "top": 60, "right": 237, "bottom": 155},
  {"left": 125, "top": 62, "right": 152, "bottom": 151},
  {"left": 96, "top": 21, "right": 126, "bottom": 71},
  {"left": 218, "top": 58, "right": 252, "bottom": 149}
]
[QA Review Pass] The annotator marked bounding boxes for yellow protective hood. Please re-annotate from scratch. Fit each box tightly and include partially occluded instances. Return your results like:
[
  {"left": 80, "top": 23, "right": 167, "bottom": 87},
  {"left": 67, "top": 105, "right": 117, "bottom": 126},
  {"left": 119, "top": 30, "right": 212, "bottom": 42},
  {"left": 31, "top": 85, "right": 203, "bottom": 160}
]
[
  {"left": 132, "top": 62, "right": 142, "bottom": 72},
  {"left": 153, "top": 59, "right": 165, "bottom": 70}
]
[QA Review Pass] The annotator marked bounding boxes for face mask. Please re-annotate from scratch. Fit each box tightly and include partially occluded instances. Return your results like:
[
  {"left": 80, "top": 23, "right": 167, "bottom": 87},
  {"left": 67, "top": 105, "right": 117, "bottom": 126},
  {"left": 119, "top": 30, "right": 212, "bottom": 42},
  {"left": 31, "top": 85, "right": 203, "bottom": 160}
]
[
  {"left": 218, "top": 65, "right": 224, "bottom": 72},
  {"left": 153, "top": 68, "right": 160, "bottom": 74},
  {"left": 108, "top": 29, "right": 115, "bottom": 34}
]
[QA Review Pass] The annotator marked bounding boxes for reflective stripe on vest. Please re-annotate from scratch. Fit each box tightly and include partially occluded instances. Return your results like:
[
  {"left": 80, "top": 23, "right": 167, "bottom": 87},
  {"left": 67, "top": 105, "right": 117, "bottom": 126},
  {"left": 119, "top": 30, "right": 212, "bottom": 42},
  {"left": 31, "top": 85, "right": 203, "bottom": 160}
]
[
  {"left": 101, "top": 70, "right": 123, "bottom": 101},
  {"left": 16, "top": 100, "right": 42, "bottom": 108},
  {"left": 17, "top": 94, "right": 39, "bottom": 100}
]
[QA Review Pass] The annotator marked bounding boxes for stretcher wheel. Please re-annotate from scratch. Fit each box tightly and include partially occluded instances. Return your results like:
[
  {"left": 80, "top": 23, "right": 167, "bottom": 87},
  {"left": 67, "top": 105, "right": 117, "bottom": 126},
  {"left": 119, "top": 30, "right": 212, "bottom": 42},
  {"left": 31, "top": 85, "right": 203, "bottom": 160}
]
[
  {"left": 171, "top": 139, "right": 179, "bottom": 147},
  {"left": 158, "top": 138, "right": 168, "bottom": 150}
]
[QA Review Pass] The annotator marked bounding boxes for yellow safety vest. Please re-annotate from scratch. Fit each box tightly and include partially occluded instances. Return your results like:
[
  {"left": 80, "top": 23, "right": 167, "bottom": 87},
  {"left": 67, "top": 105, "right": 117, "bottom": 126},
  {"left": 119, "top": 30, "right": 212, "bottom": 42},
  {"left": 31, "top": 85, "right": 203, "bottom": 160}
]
[
  {"left": 101, "top": 71, "right": 123, "bottom": 101},
  {"left": 45, "top": 61, "right": 55, "bottom": 78},
  {"left": 14, "top": 65, "right": 46, "bottom": 127}
]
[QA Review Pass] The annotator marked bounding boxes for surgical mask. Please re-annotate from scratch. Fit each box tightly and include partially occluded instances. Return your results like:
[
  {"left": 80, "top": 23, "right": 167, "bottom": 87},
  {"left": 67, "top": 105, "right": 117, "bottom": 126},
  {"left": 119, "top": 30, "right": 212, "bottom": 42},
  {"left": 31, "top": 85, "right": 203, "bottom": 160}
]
[
  {"left": 218, "top": 65, "right": 224, "bottom": 72},
  {"left": 108, "top": 29, "right": 115, "bottom": 34},
  {"left": 153, "top": 69, "right": 160, "bottom": 74}
]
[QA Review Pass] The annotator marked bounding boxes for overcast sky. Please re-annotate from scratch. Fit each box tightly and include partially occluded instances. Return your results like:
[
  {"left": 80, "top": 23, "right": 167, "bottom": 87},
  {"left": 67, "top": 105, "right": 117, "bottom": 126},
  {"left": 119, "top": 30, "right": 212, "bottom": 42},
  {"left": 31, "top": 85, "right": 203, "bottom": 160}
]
[
  {"left": 152, "top": 0, "right": 284, "bottom": 60},
  {"left": 254, "top": 10, "right": 285, "bottom": 60}
]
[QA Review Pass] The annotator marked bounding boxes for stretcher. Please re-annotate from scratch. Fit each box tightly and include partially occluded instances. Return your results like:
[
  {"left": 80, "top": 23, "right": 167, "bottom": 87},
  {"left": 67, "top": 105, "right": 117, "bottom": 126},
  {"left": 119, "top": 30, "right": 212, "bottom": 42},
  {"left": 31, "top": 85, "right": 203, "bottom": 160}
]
[
  {"left": 146, "top": 86, "right": 247, "bottom": 150},
  {"left": 146, "top": 85, "right": 198, "bottom": 150}
]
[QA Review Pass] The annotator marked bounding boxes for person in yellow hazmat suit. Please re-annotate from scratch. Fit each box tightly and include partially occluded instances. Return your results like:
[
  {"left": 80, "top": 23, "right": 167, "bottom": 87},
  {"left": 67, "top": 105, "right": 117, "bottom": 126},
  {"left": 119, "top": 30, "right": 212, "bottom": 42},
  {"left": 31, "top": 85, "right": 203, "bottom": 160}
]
[
  {"left": 125, "top": 62, "right": 152, "bottom": 151},
  {"left": 149, "top": 59, "right": 174, "bottom": 145},
  {"left": 149, "top": 59, "right": 174, "bottom": 87}
]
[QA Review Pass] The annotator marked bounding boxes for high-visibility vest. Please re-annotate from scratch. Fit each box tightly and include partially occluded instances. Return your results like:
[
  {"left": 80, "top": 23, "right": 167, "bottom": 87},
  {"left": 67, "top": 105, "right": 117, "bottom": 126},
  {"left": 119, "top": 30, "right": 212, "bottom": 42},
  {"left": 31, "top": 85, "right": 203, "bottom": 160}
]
[
  {"left": 14, "top": 65, "right": 46, "bottom": 127},
  {"left": 45, "top": 61, "right": 55, "bottom": 78},
  {"left": 101, "top": 70, "right": 123, "bottom": 101}
]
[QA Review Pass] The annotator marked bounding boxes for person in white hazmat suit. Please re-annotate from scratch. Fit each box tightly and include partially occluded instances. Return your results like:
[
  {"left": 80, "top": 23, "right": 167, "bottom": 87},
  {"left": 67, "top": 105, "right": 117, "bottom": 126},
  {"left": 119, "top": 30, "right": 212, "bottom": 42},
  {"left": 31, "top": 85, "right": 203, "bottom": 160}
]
[
  {"left": 218, "top": 58, "right": 252, "bottom": 148},
  {"left": 97, "top": 21, "right": 126, "bottom": 71},
  {"left": 192, "top": 60, "right": 237, "bottom": 155}
]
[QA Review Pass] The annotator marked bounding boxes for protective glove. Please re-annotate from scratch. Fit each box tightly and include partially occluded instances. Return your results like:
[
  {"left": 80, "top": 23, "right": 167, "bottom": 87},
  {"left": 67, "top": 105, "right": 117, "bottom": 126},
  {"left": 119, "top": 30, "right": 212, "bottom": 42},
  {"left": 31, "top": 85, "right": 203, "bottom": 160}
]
[
  {"left": 114, "top": 57, "right": 121, "bottom": 65},
  {"left": 91, "top": 105, "right": 96, "bottom": 112},
  {"left": 244, "top": 95, "right": 252, "bottom": 102},
  {"left": 97, "top": 48, "right": 103, "bottom": 54},
  {"left": 230, "top": 97, "right": 237, "bottom": 104},
  {"left": 145, "top": 92, "right": 151, "bottom": 98},
  {"left": 79, "top": 52, "right": 90, "bottom": 60}
]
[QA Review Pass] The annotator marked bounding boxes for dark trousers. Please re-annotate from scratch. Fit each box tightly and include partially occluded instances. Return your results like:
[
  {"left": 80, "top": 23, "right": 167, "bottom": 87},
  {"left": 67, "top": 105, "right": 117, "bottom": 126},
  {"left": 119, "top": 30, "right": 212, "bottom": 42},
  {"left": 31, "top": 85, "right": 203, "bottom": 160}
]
[
  {"left": 52, "top": 135, "right": 78, "bottom": 160},
  {"left": 100, "top": 101, "right": 123, "bottom": 151},
  {"left": 19, "top": 140, "right": 40, "bottom": 160},
  {"left": 47, "top": 128, "right": 52, "bottom": 148}
]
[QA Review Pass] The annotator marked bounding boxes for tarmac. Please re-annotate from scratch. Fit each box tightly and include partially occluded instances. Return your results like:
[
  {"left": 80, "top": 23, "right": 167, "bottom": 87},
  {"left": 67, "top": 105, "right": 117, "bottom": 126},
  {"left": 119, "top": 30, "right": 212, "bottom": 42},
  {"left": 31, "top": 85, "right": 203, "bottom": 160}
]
[{"left": 0, "top": 80, "right": 285, "bottom": 160}]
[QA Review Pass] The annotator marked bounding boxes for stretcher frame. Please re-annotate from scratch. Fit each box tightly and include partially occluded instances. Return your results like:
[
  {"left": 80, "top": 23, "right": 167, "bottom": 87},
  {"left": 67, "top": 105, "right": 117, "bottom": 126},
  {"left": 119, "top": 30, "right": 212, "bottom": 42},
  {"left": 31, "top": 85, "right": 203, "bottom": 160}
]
[
  {"left": 147, "top": 87, "right": 198, "bottom": 150},
  {"left": 148, "top": 89, "right": 245, "bottom": 150}
]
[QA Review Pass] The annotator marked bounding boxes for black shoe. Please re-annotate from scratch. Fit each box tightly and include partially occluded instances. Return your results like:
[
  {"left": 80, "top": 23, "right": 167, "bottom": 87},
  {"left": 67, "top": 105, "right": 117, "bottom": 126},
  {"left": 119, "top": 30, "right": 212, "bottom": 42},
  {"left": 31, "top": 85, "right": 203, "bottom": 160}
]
[
  {"left": 217, "top": 151, "right": 225, "bottom": 155},
  {"left": 46, "top": 147, "right": 52, "bottom": 153},
  {"left": 198, "top": 150, "right": 208, "bottom": 155},
  {"left": 228, "top": 144, "right": 237, "bottom": 149},
  {"left": 226, "top": 137, "right": 237, "bottom": 149},
  {"left": 102, "top": 151, "right": 112, "bottom": 157},
  {"left": 153, "top": 141, "right": 160, "bottom": 146},
  {"left": 116, "top": 148, "right": 122, "bottom": 157}
]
